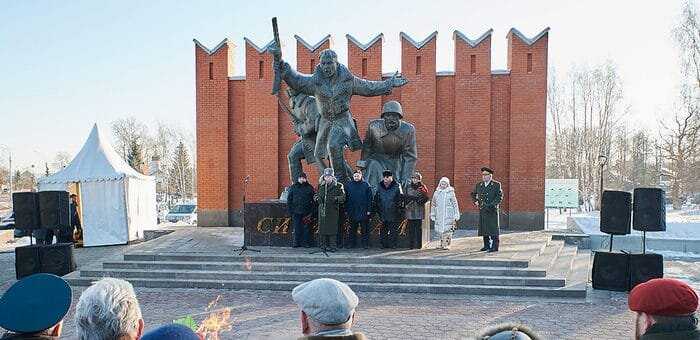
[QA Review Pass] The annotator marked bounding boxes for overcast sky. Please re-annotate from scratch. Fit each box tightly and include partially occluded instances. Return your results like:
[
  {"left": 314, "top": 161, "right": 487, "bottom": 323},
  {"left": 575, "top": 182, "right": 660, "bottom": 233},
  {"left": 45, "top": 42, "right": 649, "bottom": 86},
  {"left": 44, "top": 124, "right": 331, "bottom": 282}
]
[{"left": 0, "top": 0, "right": 691, "bottom": 171}]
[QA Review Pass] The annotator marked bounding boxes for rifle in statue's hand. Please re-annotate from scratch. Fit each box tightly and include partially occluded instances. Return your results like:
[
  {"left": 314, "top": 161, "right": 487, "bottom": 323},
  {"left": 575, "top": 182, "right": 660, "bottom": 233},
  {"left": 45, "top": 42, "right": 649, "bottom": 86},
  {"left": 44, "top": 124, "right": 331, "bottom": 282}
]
[{"left": 271, "top": 17, "right": 282, "bottom": 95}]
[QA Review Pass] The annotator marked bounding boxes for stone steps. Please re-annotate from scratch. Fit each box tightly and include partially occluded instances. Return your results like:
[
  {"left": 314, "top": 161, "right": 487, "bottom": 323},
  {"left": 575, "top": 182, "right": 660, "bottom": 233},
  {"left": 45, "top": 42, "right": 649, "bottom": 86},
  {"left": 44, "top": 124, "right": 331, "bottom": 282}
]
[{"left": 65, "top": 233, "right": 590, "bottom": 298}]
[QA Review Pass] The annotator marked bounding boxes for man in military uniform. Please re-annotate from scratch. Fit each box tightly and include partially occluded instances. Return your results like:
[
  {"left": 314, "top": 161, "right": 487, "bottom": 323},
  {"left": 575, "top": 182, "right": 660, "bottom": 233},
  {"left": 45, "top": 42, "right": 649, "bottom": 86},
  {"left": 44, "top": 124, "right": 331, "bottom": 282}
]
[
  {"left": 273, "top": 48, "right": 408, "bottom": 184},
  {"left": 315, "top": 168, "right": 345, "bottom": 252},
  {"left": 359, "top": 101, "right": 418, "bottom": 189},
  {"left": 471, "top": 167, "right": 503, "bottom": 252}
]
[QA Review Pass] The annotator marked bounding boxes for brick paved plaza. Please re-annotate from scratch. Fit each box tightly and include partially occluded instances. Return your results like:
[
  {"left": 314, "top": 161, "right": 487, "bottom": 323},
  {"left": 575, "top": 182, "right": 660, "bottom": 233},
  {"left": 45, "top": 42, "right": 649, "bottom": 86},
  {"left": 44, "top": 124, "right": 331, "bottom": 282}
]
[{"left": 1, "top": 227, "right": 699, "bottom": 339}]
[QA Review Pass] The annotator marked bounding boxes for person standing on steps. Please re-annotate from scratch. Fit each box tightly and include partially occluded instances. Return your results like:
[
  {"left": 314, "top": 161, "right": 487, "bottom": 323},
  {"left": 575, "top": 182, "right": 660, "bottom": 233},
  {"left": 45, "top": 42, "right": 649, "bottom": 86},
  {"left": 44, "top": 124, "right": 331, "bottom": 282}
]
[{"left": 471, "top": 167, "right": 503, "bottom": 252}]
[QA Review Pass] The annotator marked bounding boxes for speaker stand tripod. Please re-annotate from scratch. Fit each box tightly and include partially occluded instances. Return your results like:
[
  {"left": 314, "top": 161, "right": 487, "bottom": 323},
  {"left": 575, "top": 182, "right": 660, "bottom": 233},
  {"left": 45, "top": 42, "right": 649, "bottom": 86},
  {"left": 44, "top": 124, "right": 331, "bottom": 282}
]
[
  {"left": 233, "top": 175, "right": 260, "bottom": 256},
  {"left": 309, "top": 234, "right": 335, "bottom": 257}
]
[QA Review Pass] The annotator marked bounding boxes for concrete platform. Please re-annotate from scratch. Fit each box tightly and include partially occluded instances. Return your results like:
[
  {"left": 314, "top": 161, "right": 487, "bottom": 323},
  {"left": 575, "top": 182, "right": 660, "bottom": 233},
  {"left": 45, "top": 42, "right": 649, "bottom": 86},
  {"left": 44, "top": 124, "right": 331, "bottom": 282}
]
[{"left": 64, "top": 227, "right": 590, "bottom": 298}]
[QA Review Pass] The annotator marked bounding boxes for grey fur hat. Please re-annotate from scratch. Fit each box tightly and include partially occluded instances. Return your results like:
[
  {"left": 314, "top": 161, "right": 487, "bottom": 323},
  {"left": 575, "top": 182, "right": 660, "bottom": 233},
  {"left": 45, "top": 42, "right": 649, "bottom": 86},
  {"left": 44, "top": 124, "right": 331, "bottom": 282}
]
[{"left": 323, "top": 168, "right": 334, "bottom": 177}]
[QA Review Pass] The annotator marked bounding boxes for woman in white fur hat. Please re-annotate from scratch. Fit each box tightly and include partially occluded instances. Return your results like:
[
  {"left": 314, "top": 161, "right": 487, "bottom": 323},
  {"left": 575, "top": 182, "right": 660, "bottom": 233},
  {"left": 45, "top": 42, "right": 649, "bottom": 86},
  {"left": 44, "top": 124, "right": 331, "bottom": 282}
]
[{"left": 430, "top": 177, "right": 460, "bottom": 250}]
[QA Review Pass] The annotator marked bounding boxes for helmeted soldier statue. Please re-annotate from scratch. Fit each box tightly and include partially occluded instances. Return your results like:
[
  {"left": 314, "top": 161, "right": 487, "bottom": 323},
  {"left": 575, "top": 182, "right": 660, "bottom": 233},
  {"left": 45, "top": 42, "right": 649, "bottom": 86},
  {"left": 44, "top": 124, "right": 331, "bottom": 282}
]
[
  {"left": 359, "top": 100, "right": 418, "bottom": 189},
  {"left": 272, "top": 48, "right": 409, "bottom": 184}
]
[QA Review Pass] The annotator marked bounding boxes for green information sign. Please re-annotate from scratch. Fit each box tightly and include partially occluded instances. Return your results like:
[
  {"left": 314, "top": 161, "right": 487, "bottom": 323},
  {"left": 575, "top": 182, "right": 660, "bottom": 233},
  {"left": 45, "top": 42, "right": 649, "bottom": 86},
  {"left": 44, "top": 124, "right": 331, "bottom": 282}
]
[{"left": 545, "top": 179, "right": 579, "bottom": 208}]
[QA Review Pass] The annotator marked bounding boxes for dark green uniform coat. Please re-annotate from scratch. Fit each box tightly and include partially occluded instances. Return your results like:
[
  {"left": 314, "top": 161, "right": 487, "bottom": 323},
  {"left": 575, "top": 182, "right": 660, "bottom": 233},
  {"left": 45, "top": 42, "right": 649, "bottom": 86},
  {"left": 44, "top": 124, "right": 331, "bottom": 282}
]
[
  {"left": 471, "top": 180, "right": 503, "bottom": 236},
  {"left": 315, "top": 180, "right": 345, "bottom": 236}
]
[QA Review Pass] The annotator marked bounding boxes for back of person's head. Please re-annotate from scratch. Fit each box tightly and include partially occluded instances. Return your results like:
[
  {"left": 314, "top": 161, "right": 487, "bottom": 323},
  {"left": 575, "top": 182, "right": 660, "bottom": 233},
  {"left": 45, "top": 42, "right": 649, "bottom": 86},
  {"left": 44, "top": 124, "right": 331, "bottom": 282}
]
[
  {"left": 0, "top": 273, "right": 72, "bottom": 337},
  {"left": 628, "top": 278, "right": 699, "bottom": 337},
  {"left": 74, "top": 277, "right": 143, "bottom": 340},
  {"left": 292, "top": 278, "right": 359, "bottom": 335},
  {"left": 475, "top": 323, "right": 540, "bottom": 340},
  {"left": 141, "top": 323, "right": 202, "bottom": 340}
]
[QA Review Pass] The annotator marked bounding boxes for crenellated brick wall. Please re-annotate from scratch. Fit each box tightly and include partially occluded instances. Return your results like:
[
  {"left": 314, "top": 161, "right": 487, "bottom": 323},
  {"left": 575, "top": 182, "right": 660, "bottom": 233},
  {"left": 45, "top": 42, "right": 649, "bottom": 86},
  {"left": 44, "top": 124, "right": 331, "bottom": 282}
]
[{"left": 194, "top": 28, "right": 549, "bottom": 229}]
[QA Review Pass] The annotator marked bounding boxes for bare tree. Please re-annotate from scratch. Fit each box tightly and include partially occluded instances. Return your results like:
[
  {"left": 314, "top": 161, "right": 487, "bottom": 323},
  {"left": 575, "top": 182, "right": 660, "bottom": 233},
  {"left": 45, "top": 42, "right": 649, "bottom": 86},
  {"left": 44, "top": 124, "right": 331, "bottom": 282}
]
[
  {"left": 547, "top": 61, "right": 627, "bottom": 209},
  {"left": 54, "top": 151, "right": 72, "bottom": 170},
  {"left": 659, "top": 92, "right": 700, "bottom": 209},
  {"left": 111, "top": 117, "right": 149, "bottom": 162}
]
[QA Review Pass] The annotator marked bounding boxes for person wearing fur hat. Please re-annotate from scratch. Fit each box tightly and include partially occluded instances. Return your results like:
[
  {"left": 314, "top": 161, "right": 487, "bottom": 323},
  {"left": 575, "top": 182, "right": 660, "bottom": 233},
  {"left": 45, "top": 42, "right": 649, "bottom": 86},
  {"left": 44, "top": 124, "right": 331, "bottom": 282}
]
[
  {"left": 344, "top": 170, "right": 373, "bottom": 249},
  {"left": 374, "top": 170, "right": 403, "bottom": 249},
  {"left": 403, "top": 172, "right": 429, "bottom": 249},
  {"left": 288, "top": 172, "right": 316, "bottom": 248},
  {"left": 475, "top": 323, "right": 540, "bottom": 340},
  {"left": 315, "top": 168, "right": 345, "bottom": 251},
  {"left": 628, "top": 278, "right": 700, "bottom": 339},
  {"left": 430, "top": 177, "right": 460, "bottom": 250},
  {"left": 471, "top": 167, "right": 503, "bottom": 252}
]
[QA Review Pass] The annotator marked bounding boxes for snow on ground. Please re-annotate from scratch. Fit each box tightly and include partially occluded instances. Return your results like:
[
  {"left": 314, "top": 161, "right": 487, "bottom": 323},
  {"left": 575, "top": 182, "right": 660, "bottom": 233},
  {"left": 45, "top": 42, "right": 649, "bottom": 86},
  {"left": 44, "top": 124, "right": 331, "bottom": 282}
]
[{"left": 554, "top": 205, "right": 700, "bottom": 240}]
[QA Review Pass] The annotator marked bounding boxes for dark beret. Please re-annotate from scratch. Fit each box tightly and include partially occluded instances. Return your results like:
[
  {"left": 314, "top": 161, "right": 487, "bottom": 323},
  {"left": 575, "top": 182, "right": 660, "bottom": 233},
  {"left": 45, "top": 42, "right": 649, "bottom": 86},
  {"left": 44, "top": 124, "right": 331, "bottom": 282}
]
[{"left": 0, "top": 273, "right": 72, "bottom": 333}]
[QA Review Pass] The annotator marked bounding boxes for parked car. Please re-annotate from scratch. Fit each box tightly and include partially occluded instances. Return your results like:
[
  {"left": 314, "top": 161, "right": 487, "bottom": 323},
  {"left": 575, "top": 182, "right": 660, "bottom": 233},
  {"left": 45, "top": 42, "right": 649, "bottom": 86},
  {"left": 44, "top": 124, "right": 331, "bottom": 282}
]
[
  {"left": 0, "top": 213, "right": 14, "bottom": 229},
  {"left": 0, "top": 212, "right": 28, "bottom": 238},
  {"left": 165, "top": 203, "right": 197, "bottom": 225}
]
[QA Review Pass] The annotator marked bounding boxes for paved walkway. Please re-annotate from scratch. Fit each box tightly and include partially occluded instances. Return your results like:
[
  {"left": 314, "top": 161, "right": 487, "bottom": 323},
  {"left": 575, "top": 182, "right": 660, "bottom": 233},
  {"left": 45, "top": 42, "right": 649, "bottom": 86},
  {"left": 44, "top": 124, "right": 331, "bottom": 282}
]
[{"left": 1, "top": 226, "right": 699, "bottom": 339}]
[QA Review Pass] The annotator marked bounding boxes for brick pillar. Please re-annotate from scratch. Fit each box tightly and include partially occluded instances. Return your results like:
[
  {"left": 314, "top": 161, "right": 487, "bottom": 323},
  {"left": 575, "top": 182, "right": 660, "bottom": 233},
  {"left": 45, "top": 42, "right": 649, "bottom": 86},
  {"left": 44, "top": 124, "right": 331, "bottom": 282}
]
[
  {"left": 400, "top": 32, "right": 438, "bottom": 189},
  {"left": 347, "top": 34, "right": 384, "bottom": 172},
  {"left": 244, "top": 38, "right": 279, "bottom": 201},
  {"left": 506, "top": 28, "right": 549, "bottom": 229},
  {"left": 453, "top": 30, "right": 493, "bottom": 215},
  {"left": 194, "top": 38, "right": 232, "bottom": 226}
]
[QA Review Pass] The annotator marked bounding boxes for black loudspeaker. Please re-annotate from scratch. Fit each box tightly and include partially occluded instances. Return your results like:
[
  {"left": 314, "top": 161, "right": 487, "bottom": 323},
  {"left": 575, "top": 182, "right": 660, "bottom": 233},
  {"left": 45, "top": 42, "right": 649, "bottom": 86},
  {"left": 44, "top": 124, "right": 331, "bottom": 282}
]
[
  {"left": 40, "top": 243, "right": 77, "bottom": 276},
  {"left": 39, "top": 191, "right": 71, "bottom": 229},
  {"left": 600, "top": 190, "right": 632, "bottom": 235},
  {"left": 13, "top": 192, "right": 40, "bottom": 230},
  {"left": 592, "top": 251, "right": 630, "bottom": 291},
  {"left": 633, "top": 188, "right": 666, "bottom": 232},
  {"left": 629, "top": 253, "right": 664, "bottom": 289},
  {"left": 15, "top": 245, "right": 42, "bottom": 279}
]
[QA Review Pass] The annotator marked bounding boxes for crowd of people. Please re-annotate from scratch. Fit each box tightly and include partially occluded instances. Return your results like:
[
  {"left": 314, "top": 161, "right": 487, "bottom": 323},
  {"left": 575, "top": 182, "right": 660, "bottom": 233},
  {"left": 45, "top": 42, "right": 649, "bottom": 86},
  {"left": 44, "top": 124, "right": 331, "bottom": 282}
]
[
  {"left": 287, "top": 166, "right": 504, "bottom": 252},
  {"left": 1, "top": 273, "right": 698, "bottom": 339}
]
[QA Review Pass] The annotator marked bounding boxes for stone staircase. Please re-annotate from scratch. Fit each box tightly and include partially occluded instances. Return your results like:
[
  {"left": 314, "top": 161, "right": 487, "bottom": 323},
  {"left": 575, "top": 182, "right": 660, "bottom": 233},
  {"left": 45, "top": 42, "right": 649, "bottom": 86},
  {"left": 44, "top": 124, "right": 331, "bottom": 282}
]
[{"left": 64, "top": 228, "right": 589, "bottom": 298}]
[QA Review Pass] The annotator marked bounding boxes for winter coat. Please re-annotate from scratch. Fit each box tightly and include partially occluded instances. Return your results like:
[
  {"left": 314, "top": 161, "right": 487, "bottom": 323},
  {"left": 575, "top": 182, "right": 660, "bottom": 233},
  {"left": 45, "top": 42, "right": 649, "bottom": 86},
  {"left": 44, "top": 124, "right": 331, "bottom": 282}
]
[
  {"left": 638, "top": 322, "right": 700, "bottom": 340},
  {"left": 471, "top": 180, "right": 503, "bottom": 236},
  {"left": 287, "top": 182, "right": 315, "bottom": 215},
  {"left": 431, "top": 186, "right": 459, "bottom": 234},
  {"left": 403, "top": 182, "right": 429, "bottom": 220},
  {"left": 344, "top": 179, "right": 372, "bottom": 221},
  {"left": 373, "top": 180, "right": 403, "bottom": 223},
  {"left": 315, "top": 180, "right": 345, "bottom": 236}
]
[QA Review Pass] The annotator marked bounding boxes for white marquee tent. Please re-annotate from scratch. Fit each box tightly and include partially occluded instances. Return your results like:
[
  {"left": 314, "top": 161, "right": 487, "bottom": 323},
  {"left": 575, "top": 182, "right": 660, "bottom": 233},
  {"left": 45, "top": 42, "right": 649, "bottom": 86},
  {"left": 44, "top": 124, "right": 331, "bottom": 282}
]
[{"left": 38, "top": 124, "right": 156, "bottom": 246}]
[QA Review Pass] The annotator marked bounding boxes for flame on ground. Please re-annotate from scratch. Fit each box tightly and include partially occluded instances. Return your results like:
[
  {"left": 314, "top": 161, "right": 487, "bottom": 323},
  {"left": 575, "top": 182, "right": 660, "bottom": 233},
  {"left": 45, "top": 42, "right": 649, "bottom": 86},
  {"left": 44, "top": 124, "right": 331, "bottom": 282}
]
[
  {"left": 198, "top": 295, "right": 233, "bottom": 340},
  {"left": 245, "top": 257, "right": 253, "bottom": 271}
]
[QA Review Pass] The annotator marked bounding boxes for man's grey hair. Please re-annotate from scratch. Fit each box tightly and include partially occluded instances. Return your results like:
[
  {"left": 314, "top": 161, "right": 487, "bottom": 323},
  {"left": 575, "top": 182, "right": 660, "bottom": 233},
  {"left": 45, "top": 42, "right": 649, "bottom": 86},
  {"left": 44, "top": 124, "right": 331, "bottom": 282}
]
[
  {"left": 319, "top": 49, "right": 337, "bottom": 61},
  {"left": 74, "top": 278, "right": 143, "bottom": 340}
]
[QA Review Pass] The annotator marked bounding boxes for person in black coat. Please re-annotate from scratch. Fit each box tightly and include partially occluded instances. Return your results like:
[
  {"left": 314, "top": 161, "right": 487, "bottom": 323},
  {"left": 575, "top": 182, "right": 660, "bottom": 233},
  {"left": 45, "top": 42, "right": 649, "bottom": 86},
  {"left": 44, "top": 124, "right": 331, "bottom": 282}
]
[
  {"left": 287, "top": 172, "right": 316, "bottom": 248},
  {"left": 374, "top": 170, "right": 403, "bottom": 249},
  {"left": 344, "top": 170, "right": 373, "bottom": 249}
]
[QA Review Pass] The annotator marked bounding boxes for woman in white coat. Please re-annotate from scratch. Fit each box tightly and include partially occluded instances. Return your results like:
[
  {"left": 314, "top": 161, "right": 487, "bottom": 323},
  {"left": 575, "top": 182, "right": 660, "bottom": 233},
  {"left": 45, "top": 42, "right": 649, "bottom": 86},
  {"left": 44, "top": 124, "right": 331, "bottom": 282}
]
[{"left": 430, "top": 177, "right": 460, "bottom": 250}]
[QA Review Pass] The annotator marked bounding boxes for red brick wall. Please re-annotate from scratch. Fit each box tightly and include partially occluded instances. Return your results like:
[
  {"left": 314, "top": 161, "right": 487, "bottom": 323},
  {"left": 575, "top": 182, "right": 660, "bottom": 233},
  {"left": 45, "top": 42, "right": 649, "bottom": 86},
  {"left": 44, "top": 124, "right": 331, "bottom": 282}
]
[
  {"left": 454, "top": 34, "right": 492, "bottom": 209},
  {"left": 195, "top": 42, "right": 230, "bottom": 214},
  {"left": 490, "top": 74, "right": 511, "bottom": 211},
  {"left": 195, "top": 30, "right": 548, "bottom": 227},
  {"left": 243, "top": 42, "right": 278, "bottom": 202},
  {"left": 507, "top": 32, "right": 548, "bottom": 213},
  {"left": 400, "top": 34, "right": 437, "bottom": 190}
]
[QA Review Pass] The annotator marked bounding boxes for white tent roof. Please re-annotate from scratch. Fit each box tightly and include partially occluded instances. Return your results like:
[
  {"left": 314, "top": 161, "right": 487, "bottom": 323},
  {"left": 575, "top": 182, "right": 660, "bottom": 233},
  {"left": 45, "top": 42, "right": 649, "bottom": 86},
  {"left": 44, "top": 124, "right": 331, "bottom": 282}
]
[{"left": 39, "top": 123, "right": 151, "bottom": 184}]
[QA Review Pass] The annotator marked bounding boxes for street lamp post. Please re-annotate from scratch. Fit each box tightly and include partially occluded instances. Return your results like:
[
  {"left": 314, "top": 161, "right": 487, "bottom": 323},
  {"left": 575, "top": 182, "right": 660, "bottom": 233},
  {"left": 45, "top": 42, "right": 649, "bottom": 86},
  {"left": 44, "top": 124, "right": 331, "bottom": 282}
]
[{"left": 598, "top": 154, "right": 608, "bottom": 210}]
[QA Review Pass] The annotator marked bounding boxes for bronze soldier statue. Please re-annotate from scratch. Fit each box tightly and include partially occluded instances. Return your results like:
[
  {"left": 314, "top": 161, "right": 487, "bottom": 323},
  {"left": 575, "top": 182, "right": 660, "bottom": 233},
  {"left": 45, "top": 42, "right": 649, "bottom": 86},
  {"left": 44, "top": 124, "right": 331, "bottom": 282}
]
[
  {"left": 271, "top": 47, "right": 409, "bottom": 184},
  {"left": 359, "top": 100, "right": 418, "bottom": 188}
]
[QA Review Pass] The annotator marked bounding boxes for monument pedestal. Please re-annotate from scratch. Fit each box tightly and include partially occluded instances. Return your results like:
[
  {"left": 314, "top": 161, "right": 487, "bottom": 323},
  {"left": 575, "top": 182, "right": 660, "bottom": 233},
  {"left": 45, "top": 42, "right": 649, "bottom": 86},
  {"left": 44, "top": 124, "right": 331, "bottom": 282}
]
[{"left": 244, "top": 200, "right": 431, "bottom": 248}]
